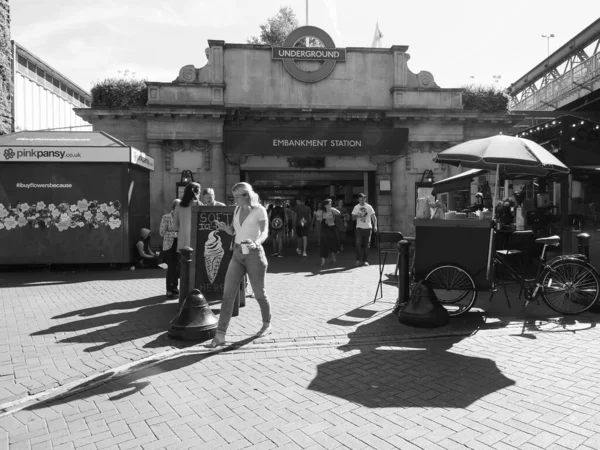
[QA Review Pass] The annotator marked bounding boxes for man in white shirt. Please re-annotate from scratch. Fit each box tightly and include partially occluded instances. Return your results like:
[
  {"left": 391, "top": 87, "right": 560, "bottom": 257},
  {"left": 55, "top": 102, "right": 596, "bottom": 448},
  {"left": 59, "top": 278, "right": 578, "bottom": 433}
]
[{"left": 351, "top": 193, "right": 377, "bottom": 267}]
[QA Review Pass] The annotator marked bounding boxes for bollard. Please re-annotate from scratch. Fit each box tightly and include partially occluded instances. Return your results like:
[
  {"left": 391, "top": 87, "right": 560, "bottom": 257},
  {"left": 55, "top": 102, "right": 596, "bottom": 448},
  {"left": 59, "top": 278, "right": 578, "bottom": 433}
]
[
  {"left": 179, "top": 247, "right": 193, "bottom": 306},
  {"left": 576, "top": 233, "right": 591, "bottom": 262},
  {"left": 398, "top": 240, "right": 410, "bottom": 306}
]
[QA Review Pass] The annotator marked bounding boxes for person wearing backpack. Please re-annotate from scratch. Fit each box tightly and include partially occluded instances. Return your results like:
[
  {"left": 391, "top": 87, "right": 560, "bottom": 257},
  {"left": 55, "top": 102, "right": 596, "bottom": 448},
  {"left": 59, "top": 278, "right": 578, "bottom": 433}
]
[{"left": 269, "top": 198, "right": 287, "bottom": 257}]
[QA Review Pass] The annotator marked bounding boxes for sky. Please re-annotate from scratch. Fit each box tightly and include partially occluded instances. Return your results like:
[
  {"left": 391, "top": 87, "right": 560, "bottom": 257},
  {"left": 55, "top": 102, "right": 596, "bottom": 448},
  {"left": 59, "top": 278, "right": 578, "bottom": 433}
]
[{"left": 10, "top": 0, "right": 600, "bottom": 94}]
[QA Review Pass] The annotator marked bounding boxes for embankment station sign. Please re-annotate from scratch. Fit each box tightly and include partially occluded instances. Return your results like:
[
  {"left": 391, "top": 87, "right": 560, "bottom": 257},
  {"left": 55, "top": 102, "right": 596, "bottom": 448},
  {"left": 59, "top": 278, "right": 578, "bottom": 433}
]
[
  {"left": 224, "top": 126, "right": 408, "bottom": 156},
  {"left": 272, "top": 26, "right": 346, "bottom": 83}
]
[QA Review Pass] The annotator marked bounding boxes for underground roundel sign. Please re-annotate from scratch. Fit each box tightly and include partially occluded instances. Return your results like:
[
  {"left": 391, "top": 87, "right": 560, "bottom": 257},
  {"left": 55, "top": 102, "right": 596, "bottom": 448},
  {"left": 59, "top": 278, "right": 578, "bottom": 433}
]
[{"left": 272, "top": 26, "right": 346, "bottom": 83}]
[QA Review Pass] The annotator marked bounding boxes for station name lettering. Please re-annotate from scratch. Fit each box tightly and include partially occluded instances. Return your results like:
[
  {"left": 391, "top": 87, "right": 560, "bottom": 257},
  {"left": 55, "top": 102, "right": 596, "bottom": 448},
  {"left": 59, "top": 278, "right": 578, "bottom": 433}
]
[
  {"left": 275, "top": 49, "right": 340, "bottom": 59},
  {"left": 272, "top": 139, "right": 362, "bottom": 148}
]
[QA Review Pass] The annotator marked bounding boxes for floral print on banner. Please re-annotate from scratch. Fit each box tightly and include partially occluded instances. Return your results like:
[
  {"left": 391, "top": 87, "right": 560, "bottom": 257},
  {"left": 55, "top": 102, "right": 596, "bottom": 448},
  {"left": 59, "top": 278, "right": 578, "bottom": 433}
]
[{"left": 0, "top": 200, "right": 122, "bottom": 232}]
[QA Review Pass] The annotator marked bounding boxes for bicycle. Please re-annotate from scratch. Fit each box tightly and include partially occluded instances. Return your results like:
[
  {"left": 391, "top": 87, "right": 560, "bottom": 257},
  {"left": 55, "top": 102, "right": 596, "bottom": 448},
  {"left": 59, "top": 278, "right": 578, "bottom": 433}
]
[{"left": 421, "top": 234, "right": 600, "bottom": 316}]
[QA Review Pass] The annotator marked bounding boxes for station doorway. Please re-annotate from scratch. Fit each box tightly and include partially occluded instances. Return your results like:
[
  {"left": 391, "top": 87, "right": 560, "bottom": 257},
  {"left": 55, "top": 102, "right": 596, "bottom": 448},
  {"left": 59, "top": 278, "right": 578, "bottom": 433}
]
[{"left": 243, "top": 170, "right": 376, "bottom": 207}]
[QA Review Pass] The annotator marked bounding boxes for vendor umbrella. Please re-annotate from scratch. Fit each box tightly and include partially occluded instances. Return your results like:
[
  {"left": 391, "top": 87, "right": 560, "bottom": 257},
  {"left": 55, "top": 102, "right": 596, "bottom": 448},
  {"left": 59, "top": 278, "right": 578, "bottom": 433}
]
[{"left": 433, "top": 135, "right": 570, "bottom": 278}]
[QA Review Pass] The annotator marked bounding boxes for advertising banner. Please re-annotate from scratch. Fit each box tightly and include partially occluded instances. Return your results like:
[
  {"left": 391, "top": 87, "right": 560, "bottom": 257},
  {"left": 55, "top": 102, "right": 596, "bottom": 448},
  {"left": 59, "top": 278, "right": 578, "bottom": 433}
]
[
  {"left": 0, "top": 163, "right": 127, "bottom": 263},
  {"left": 1, "top": 146, "right": 130, "bottom": 163}
]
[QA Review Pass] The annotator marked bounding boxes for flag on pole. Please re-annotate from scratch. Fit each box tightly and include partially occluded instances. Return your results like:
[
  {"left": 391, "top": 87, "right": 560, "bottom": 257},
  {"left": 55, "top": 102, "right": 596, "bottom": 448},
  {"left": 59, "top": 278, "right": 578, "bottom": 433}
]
[{"left": 371, "top": 22, "right": 383, "bottom": 48}]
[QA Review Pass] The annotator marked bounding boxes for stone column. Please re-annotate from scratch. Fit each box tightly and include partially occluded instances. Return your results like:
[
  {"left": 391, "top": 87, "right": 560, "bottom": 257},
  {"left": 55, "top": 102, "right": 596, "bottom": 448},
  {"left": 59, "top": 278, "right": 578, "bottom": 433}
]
[
  {"left": 391, "top": 158, "right": 407, "bottom": 235},
  {"left": 0, "top": 2, "right": 12, "bottom": 134},
  {"left": 148, "top": 141, "right": 164, "bottom": 234},
  {"left": 329, "top": 185, "right": 336, "bottom": 199},
  {"left": 210, "top": 141, "right": 226, "bottom": 203},
  {"left": 344, "top": 185, "right": 353, "bottom": 203}
]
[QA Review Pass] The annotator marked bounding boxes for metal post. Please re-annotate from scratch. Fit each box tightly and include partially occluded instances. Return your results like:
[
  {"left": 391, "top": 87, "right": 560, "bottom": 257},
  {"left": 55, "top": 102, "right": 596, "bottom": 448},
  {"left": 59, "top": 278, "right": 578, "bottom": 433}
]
[
  {"left": 576, "top": 233, "right": 591, "bottom": 262},
  {"left": 398, "top": 240, "right": 410, "bottom": 305},
  {"left": 179, "top": 247, "right": 193, "bottom": 306}
]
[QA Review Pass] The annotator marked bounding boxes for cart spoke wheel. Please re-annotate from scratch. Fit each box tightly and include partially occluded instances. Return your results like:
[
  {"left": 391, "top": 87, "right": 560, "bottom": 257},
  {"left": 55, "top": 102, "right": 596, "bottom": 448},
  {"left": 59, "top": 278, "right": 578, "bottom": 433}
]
[
  {"left": 542, "top": 260, "right": 600, "bottom": 315},
  {"left": 425, "top": 264, "right": 477, "bottom": 316}
]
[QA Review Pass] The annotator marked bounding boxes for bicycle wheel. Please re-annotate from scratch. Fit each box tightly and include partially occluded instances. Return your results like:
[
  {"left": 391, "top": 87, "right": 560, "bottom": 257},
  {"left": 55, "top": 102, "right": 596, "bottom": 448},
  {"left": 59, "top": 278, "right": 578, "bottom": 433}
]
[
  {"left": 425, "top": 264, "right": 477, "bottom": 316},
  {"left": 541, "top": 259, "right": 600, "bottom": 315}
]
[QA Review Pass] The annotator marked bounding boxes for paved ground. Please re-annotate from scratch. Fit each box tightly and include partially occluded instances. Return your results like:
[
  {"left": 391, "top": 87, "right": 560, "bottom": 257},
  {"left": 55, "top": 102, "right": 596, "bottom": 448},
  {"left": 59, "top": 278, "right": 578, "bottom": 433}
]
[{"left": 1, "top": 240, "right": 600, "bottom": 449}]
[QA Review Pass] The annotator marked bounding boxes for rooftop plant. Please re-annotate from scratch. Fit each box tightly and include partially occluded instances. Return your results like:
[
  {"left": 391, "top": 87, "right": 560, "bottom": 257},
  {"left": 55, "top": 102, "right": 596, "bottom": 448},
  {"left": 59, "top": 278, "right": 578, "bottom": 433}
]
[
  {"left": 91, "top": 70, "right": 147, "bottom": 108},
  {"left": 462, "top": 84, "right": 510, "bottom": 113}
]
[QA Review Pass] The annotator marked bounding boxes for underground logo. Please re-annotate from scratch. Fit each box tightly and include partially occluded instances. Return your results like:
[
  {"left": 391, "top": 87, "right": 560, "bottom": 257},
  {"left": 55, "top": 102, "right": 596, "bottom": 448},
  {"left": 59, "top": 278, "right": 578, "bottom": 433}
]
[
  {"left": 3, "top": 148, "right": 15, "bottom": 160},
  {"left": 272, "top": 26, "right": 346, "bottom": 83}
]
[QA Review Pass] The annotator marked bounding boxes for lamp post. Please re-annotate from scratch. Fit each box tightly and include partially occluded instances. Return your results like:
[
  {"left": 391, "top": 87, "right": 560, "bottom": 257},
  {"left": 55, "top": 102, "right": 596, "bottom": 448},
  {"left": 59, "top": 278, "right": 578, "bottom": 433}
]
[
  {"left": 541, "top": 34, "right": 554, "bottom": 57},
  {"left": 176, "top": 170, "right": 194, "bottom": 199}
]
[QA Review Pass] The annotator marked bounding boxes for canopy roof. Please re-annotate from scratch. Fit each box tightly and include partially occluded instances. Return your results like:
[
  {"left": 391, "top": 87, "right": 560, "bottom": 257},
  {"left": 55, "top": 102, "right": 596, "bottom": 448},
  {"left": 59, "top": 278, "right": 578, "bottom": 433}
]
[{"left": 0, "top": 131, "right": 154, "bottom": 170}]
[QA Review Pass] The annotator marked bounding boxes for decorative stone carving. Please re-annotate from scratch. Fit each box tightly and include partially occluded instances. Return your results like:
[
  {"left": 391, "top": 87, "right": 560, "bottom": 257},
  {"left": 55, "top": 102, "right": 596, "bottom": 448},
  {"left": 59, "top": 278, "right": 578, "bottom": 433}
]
[
  {"left": 162, "top": 140, "right": 208, "bottom": 172},
  {"left": 417, "top": 71, "right": 438, "bottom": 88},
  {"left": 176, "top": 65, "right": 196, "bottom": 83},
  {"left": 204, "top": 146, "right": 211, "bottom": 171}
]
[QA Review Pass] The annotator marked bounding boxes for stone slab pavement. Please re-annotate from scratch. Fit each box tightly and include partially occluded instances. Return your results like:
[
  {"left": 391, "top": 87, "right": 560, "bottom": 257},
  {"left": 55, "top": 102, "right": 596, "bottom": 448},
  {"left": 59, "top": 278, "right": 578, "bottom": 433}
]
[{"left": 1, "top": 243, "right": 600, "bottom": 448}]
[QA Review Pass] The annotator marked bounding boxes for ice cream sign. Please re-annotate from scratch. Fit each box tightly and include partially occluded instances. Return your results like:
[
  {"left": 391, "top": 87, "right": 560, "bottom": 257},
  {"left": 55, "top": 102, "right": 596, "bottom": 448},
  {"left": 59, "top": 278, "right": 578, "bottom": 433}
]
[{"left": 191, "top": 206, "right": 237, "bottom": 300}]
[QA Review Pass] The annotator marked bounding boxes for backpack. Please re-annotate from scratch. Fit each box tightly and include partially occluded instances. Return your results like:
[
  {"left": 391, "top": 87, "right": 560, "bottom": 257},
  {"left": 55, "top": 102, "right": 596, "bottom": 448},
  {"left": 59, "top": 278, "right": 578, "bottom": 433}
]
[{"left": 270, "top": 206, "right": 285, "bottom": 230}]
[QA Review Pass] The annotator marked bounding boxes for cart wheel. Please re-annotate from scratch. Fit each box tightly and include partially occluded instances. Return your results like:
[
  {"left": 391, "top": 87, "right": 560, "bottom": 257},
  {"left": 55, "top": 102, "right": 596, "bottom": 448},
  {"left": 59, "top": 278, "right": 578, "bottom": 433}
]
[{"left": 425, "top": 264, "right": 477, "bottom": 316}]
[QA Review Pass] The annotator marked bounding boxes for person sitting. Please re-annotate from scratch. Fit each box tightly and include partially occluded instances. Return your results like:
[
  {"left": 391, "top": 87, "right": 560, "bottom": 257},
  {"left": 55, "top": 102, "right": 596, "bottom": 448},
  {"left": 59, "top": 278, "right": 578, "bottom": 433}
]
[{"left": 135, "top": 228, "right": 159, "bottom": 268}]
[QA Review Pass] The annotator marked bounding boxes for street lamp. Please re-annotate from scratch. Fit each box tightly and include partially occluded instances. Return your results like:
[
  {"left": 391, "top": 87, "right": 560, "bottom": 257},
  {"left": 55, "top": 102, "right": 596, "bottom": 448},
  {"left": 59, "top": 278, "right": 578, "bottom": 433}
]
[{"left": 541, "top": 34, "right": 554, "bottom": 57}]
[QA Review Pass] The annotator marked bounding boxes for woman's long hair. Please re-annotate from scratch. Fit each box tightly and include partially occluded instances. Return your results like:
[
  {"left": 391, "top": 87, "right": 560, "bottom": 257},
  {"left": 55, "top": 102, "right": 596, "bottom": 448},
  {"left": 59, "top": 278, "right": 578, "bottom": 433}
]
[
  {"left": 180, "top": 182, "right": 201, "bottom": 207},
  {"left": 232, "top": 182, "right": 260, "bottom": 207}
]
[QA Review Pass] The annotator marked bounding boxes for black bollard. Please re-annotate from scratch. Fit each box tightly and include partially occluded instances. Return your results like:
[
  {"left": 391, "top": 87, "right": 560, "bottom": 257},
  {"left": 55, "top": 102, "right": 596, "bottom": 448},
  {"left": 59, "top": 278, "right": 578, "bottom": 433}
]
[
  {"left": 168, "top": 289, "right": 218, "bottom": 341},
  {"left": 398, "top": 240, "right": 410, "bottom": 306},
  {"left": 576, "top": 233, "right": 591, "bottom": 262},
  {"left": 179, "top": 247, "right": 193, "bottom": 306}
]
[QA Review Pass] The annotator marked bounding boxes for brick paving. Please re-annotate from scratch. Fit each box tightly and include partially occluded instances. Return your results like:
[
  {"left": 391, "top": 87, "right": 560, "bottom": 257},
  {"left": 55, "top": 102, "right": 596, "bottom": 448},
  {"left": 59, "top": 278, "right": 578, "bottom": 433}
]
[{"left": 1, "top": 240, "right": 600, "bottom": 448}]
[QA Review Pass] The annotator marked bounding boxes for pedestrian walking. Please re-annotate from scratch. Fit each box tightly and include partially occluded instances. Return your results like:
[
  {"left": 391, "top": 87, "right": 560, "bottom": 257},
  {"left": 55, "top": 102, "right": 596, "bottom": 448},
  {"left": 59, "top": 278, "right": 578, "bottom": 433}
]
[
  {"left": 206, "top": 182, "right": 271, "bottom": 348},
  {"left": 294, "top": 198, "right": 312, "bottom": 257},
  {"left": 312, "top": 201, "right": 324, "bottom": 247},
  {"left": 159, "top": 199, "right": 181, "bottom": 299},
  {"left": 351, "top": 193, "right": 377, "bottom": 267},
  {"left": 319, "top": 199, "right": 341, "bottom": 267},
  {"left": 284, "top": 202, "right": 295, "bottom": 244},
  {"left": 173, "top": 182, "right": 202, "bottom": 250},
  {"left": 268, "top": 198, "right": 287, "bottom": 257},
  {"left": 335, "top": 198, "right": 349, "bottom": 252}
]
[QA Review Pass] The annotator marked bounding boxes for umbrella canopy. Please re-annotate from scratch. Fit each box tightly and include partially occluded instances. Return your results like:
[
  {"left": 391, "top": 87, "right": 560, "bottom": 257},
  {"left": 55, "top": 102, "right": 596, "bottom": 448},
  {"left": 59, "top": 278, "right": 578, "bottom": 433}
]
[
  {"left": 431, "top": 168, "right": 487, "bottom": 196},
  {"left": 433, "top": 135, "right": 569, "bottom": 176}
]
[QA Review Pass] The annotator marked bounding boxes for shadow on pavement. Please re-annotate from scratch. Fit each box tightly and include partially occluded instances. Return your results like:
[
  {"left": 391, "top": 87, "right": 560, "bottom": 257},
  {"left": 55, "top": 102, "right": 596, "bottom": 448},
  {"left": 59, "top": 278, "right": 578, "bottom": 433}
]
[
  {"left": 31, "top": 296, "right": 182, "bottom": 352},
  {"left": 0, "top": 265, "right": 164, "bottom": 288},
  {"left": 308, "top": 312, "right": 517, "bottom": 408},
  {"left": 25, "top": 336, "right": 259, "bottom": 409}
]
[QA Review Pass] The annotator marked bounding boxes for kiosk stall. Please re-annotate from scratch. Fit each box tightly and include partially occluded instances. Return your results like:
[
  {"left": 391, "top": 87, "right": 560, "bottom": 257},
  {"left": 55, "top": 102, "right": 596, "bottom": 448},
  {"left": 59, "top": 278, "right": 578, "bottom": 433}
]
[{"left": 0, "top": 131, "right": 154, "bottom": 265}]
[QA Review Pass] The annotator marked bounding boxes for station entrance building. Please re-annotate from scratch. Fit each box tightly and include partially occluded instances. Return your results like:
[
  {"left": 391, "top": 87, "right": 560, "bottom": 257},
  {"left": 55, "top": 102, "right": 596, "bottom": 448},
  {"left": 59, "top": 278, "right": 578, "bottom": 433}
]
[{"left": 77, "top": 26, "right": 518, "bottom": 235}]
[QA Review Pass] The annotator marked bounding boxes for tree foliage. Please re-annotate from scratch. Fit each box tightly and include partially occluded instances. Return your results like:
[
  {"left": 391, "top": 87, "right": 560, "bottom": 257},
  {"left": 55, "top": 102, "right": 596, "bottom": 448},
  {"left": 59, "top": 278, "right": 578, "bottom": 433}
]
[
  {"left": 462, "top": 84, "right": 509, "bottom": 113},
  {"left": 91, "top": 70, "right": 148, "bottom": 109},
  {"left": 247, "top": 6, "right": 323, "bottom": 47},
  {"left": 248, "top": 6, "right": 298, "bottom": 46}
]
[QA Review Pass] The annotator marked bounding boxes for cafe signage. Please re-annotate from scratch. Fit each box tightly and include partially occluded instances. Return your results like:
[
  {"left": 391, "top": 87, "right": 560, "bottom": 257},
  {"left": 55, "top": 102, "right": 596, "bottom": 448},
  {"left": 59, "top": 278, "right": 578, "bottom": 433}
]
[{"left": 272, "top": 26, "right": 346, "bottom": 83}]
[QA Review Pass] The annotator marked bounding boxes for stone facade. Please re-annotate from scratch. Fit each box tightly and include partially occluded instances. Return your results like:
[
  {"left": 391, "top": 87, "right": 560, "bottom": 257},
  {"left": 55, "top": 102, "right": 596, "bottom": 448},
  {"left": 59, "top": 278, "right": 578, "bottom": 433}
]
[
  {"left": 77, "top": 31, "right": 520, "bottom": 236},
  {"left": 0, "top": 0, "right": 11, "bottom": 135}
]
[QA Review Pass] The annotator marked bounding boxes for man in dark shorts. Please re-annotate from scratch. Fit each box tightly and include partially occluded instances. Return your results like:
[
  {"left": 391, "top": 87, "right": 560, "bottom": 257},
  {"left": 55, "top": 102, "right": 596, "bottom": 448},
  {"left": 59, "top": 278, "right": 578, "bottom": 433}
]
[{"left": 293, "top": 199, "right": 312, "bottom": 257}]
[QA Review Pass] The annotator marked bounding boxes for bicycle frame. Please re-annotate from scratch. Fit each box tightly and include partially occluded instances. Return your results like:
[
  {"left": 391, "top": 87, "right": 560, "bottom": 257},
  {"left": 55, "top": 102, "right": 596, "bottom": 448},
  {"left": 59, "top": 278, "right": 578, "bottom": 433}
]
[{"left": 493, "top": 241, "right": 590, "bottom": 302}]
